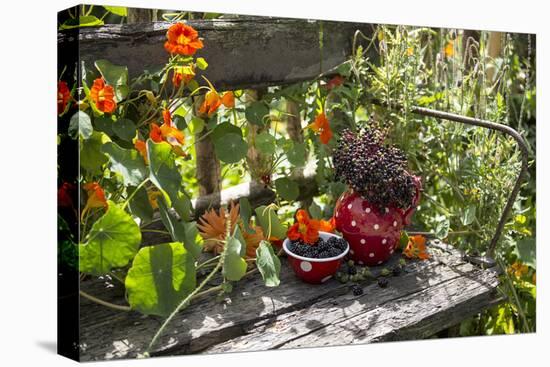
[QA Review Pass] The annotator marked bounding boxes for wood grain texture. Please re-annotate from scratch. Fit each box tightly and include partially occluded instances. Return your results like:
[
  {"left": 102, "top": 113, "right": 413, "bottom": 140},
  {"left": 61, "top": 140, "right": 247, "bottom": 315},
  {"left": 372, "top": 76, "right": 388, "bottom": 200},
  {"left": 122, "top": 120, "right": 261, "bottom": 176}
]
[
  {"left": 58, "top": 18, "right": 375, "bottom": 90},
  {"left": 78, "top": 240, "right": 501, "bottom": 360}
]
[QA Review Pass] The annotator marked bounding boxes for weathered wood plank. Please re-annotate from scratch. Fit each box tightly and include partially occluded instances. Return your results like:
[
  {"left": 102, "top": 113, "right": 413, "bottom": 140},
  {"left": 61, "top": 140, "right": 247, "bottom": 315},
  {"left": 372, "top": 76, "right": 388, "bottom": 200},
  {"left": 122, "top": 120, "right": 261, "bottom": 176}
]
[
  {"left": 78, "top": 241, "right": 500, "bottom": 360},
  {"left": 58, "top": 18, "right": 376, "bottom": 90}
]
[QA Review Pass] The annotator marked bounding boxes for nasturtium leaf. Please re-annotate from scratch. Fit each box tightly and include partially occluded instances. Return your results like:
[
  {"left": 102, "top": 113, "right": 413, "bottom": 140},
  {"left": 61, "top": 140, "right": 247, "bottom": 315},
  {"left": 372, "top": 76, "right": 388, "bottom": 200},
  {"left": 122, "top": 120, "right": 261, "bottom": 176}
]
[
  {"left": 80, "top": 131, "right": 110, "bottom": 174},
  {"left": 286, "top": 141, "right": 307, "bottom": 167},
  {"left": 239, "top": 197, "right": 255, "bottom": 234},
  {"left": 172, "top": 191, "right": 193, "bottom": 222},
  {"left": 256, "top": 240, "right": 281, "bottom": 287},
  {"left": 255, "top": 132, "right": 276, "bottom": 155},
  {"left": 255, "top": 205, "right": 287, "bottom": 240},
  {"left": 516, "top": 238, "right": 536, "bottom": 269},
  {"left": 196, "top": 57, "right": 208, "bottom": 70},
  {"left": 68, "top": 111, "right": 93, "bottom": 140},
  {"left": 308, "top": 201, "right": 322, "bottom": 219},
  {"left": 101, "top": 142, "right": 147, "bottom": 186},
  {"left": 214, "top": 133, "right": 248, "bottom": 163},
  {"left": 112, "top": 118, "right": 137, "bottom": 141},
  {"left": 103, "top": 5, "right": 127, "bottom": 16},
  {"left": 59, "top": 15, "right": 104, "bottom": 29},
  {"left": 275, "top": 177, "right": 300, "bottom": 201},
  {"left": 245, "top": 101, "right": 269, "bottom": 126},
  {"left": 79, "top": 201, "right": 141, "bottom": 275},
  {"left": 157, "top": 199, "right": 202, "bottom": 259},
  {"left": 95, "top": 59, "right": 128, "bottom": 87},
  {"left": 211, "top": 122, "right": 242, "bottom": 141},
  {"left": 223, "top": 235, "right": 247, "bottom": 281},
  {"left": 461, "top": 204, "right": 476, "bottom": 226},
  {"left": 94, "top": 116, "right": 115, "bottom": 136},
  {"left": 128, "top": 185, "right": 153, "bottom": 225},
  {"left": 125, "top": 242, "right": 196, "bottom": 316},
  {"left": 147, "top": 139, "right": 182, "bottom": 202},
  {"left": 188, "top": 116, "right": 205, "bottom": 135},
  {"left": 435, "top": 218, "right": 450, "bottom": 239}
]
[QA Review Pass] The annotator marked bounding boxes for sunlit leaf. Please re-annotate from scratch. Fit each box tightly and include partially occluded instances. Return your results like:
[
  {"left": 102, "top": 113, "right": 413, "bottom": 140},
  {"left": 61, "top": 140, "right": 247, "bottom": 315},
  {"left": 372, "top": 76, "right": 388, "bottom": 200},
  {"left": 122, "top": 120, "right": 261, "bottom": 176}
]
[
  {"left": 68, "top": 111, "right": 92, "bottom": 140},
  {"left": 125, "top": 242, "right": 196, "bottom": 316},
  {"left": 79, "top": 202, "right": 141, "bottom": 275},
  {"left": 255, "top": 205, "right": 287, "bottom": 240},
  {"left": 101, "top": 142, "right": 147, "bottom": 186}
]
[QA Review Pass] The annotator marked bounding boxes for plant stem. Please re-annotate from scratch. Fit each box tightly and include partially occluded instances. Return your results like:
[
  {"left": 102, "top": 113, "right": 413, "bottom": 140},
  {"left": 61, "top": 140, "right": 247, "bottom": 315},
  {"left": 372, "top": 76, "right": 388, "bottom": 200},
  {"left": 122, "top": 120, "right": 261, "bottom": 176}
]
[
  {"left": 145, "top": 259, "right": 223, "bottom": 355},
  {"left": 79, "top": 290, "right": 131, "bottom": 312},
  {"left": 122, "top": 178, "right": 150, "bottom": 210},
  {"left": 196, "top": 255, "right": 221, "bottom": 271},
  {"left": 140, "top": 229, "right": 171, "bottom": 235}
]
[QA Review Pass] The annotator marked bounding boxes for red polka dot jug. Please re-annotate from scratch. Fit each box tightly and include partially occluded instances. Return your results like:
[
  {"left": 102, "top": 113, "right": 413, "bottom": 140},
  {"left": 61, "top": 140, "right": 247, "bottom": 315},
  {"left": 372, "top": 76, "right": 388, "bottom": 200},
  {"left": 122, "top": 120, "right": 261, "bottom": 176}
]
[{"left": 334, "top": 177, "right": 421, "bottom": 266}]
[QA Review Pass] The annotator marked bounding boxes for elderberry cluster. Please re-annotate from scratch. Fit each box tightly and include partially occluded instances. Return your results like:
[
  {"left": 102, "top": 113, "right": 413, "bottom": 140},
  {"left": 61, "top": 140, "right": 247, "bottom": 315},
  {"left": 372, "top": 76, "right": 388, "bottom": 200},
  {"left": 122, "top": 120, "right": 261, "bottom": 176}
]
[
  {"left": 288, "top": 237, "right": 348, "bottom": 259},
  {"left": 333, "top": 128, "right": 417, "bottom": 210}
]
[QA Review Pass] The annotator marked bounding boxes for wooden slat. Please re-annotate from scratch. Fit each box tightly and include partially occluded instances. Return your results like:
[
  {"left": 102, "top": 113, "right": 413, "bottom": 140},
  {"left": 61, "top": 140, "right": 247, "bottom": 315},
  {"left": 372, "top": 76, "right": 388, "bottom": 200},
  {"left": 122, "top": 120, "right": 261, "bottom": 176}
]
[
  {"left": 58, "top": 18, "right": 376, "bottom": 90},
  {"left": 77, "top": 241, "right": 500, "bottom": 360}
]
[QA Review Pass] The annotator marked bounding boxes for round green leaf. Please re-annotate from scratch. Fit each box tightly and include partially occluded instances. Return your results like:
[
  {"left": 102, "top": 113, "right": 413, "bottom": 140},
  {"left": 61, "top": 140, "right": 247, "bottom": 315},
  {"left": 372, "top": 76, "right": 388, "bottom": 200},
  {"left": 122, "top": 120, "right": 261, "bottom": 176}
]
[
  {"left": 80, "top": 131, "right": 110, "bottom": 174},
  {"left": 188, "top": 116, "right": 205, "bottom": 135},
  {"left": 255, "top": 132, "right": 276, "bottom": 155},
  {"left": 256, "top": 240, "right": 281, "bottom": 287},
  {"left": 128, "top": 185, "right": 153, "bottom": 225},
  {"left": 94, "top": 59, "right": 128, "bottom": 89},
  {"left": 275, "top": 177, "right": 300, "bottom": 201},
  {"left": 126, "top": 242, "right": 196, "bottom": 316},
  {"left": 211, "top": 122, "right": 242, "bottom": 141},
  {"left": 94, "top": 116, "right": 115, "bottom": 136},
  {"left": 68, "top": 111, "right": 92, "bottom": 140},
  {"left": 157, "top": 198, "right": 202, "bottom": 259},
  {"left": 214, "top": 133, "right": 248, "bottom": 163},
  {"left": 79, "top": 202, "right": 141, "bottom": 275},
  {"left": 245, "top": 101, "right": 269, "bottom": 126},
  {"left": 101, "top": 142, "right": 147, "bottom": 186},
  {"left": 112, "top": 118, "right": 136, "bottom": 141},
  {"left": 286, "top": 141, "right": 307, "bottom": 167}
]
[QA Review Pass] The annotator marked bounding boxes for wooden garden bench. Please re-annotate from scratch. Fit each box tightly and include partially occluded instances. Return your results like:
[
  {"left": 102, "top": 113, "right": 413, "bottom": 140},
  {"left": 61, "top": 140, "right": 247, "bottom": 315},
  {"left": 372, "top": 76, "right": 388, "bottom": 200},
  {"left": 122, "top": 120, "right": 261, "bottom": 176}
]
[
  {"left": 78, "top": 239, "right": 500, "bottom": 360},
  {"left": 59, "top": 13, "right": 528, "bottom": 360}
]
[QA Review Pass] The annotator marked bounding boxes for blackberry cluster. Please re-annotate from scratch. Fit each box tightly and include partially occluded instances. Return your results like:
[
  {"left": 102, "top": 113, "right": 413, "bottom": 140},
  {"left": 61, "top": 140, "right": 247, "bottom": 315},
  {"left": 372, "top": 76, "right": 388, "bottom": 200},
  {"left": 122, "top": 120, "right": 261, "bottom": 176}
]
[
  {"left": 288, "top": 237, "right": 348, "bottom": 259},
  {"left": 351, "top": 284, "right": 363, "bottom": 296},
  {"left": 333, "top": 128, "right": 417, "bottom": 210}
]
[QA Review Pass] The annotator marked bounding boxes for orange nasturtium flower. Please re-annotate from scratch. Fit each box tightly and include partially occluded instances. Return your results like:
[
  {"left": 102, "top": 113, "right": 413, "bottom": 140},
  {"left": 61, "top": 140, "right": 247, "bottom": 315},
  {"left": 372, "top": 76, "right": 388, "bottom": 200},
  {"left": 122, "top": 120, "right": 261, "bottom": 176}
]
[
  {"left": 308, "top": 112, "right": 333, "bottom": 145},
  {"left": 162, "top": 108, "right": 172, "bottom": 127},
  {"left": 319, "top": 216, "right": 336, "bottom": 233},
  {"left": 81, "top": 182, "right": 108, "bottom": 220},
  {"left": 90, "top": 78, "right": 117, "bottom": 113},
  {"left": 58, "top": 81, "right": 71, "bottom": 115},
  {"left": 164, "top": 23, "right": 204, "bottom": 56},
  {"left": 134, "top": 139, "right": 148, "bottom": 164},
  {"left": 287, "top": 209, "right": 321, "bottom": 245},
  {"left": 325, "top": 75, "right": 344, "bottom": 90},
  {"left": 403, "top": 235, "right": 430, "bottom": 260},
  {"left": 172, "top": 65, "right": 195, "bottom": 88},
  {"left": 444, "top": 40, "right": 455, "bottom": 58},
  {"left": 199, "top": 89, "right": 234, "bottom": 117}
]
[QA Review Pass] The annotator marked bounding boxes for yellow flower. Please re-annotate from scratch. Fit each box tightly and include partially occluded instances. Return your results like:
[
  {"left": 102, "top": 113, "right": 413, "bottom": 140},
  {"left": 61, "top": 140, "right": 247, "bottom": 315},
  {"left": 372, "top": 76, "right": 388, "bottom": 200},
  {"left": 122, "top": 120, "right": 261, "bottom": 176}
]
[{"left": 508, "top": 261, "right": 528, "bottom": 278}]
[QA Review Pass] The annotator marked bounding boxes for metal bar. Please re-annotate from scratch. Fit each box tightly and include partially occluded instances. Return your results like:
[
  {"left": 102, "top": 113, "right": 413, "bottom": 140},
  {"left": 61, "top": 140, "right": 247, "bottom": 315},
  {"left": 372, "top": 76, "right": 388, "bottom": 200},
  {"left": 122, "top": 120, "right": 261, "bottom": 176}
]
[
  {"left": 408, "top": 106, "right": 530, "bottom": 258},
  {"left": 372, "top": 99, "right": 529, "bottom": 263}
]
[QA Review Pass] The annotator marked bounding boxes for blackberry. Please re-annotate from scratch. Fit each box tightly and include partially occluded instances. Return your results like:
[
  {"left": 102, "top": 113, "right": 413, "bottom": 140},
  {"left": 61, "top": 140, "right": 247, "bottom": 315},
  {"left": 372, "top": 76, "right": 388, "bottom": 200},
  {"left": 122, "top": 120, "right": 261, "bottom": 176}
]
[
  {"left": 348, "top": 266, "right": 357, "bottom": 275},
  {"left": 378, "top": 278, "right": 389, "bottom": 288},
  {"left": 351, "top": 285, "right": 363, "bottom": 296},
  {"left": 333, "top": 128, "right": 417, "bottom": 210}
]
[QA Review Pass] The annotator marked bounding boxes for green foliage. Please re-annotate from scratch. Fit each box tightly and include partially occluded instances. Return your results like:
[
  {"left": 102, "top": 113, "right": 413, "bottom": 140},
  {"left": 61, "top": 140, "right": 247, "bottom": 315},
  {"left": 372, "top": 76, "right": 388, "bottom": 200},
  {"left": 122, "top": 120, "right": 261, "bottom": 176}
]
[
  {"left": 223, "top": 228, "right": 248, "bottom": 281},
  {"left": 95, "top": 59, "right": 129, "bottom": 100},
  {"left": 125, "top": 242, "right": 196, "bottom": 316},
  {"left": 255, "top": 205, "right": 287, "bottom": 239},
  {"left": 157, "top": 198, "right": 202, "bottom": 259},
  {"left": 275, "top": 177, "right": 300, "bottom": 201},
  {"left": 256, "top": 240, "right": 281, "bottom": 287},
  {"left": 101, "top": 142, "right": 147, "bottom": 186},
  {"left": 79, "top": 202, "right": 141, "bottom": 275},
  {"left": 245, "top": 101, "right": 270, "bottom": 126},
  {"left": 69, "top": 111, "right": 92, "bottom": 140},
  {"left": 214, "top": 133, "right": 248, "bottom": 163}
]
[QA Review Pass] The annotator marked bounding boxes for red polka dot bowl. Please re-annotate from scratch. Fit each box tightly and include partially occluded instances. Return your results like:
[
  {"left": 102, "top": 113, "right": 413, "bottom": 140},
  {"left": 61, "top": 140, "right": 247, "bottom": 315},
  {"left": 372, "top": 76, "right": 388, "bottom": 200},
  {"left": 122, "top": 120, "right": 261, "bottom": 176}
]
[
  {"left": 334, "top": 181, "right": 421, "bottom": 266},
  {"left": 283, "top": 232, "right": 349, "bottom": 284}
]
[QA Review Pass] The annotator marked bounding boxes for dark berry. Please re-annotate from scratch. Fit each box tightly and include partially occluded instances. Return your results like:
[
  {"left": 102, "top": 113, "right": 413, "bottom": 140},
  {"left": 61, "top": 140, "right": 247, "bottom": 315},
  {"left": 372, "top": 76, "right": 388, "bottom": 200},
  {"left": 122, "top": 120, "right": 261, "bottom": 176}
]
[
  {"left": 351, "top": 285, "right": 363, "bottom": 296},
  {"left": 378, "top": 278, "right": 389, "bottom": 288},
  {"left": 348, "top": 266, "right": 357, "bottom": 275}
]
